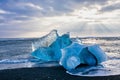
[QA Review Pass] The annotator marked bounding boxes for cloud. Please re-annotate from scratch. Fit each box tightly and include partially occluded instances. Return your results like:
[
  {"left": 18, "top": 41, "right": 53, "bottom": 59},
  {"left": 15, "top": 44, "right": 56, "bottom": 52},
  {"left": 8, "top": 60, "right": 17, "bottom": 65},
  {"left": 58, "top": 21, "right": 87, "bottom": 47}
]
[
  {"left": 0, "top": 9, "right": 8, "bottom": 14},
  {"left": 0, "top": 9, "right": 13, "bottom": 14},
  {"left": 0, "top": 0, "right": 110, "bottom": 18},
  {"left": 100, "top": 0, "right": 120, "bottom": 12},
  {"left": 24, "top": 3, "right": 43, "bottom": 10},
  {"left": 0, "top": 0, "right": 120, "bottom": 38}
]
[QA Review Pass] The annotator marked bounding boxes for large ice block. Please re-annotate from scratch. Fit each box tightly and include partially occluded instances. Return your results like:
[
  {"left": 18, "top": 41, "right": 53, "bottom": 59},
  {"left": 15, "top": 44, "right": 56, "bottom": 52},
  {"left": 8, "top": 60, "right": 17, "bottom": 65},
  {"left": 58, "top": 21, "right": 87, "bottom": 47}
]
[
  {"left": 60, "top": 43, "right": 107, "bottom": 70},
  {"left": 31, "top": 30, "right": 107, "bottom": 69},
  {"left": 31, "top": 30, "right": 72, "bottom": 61}
]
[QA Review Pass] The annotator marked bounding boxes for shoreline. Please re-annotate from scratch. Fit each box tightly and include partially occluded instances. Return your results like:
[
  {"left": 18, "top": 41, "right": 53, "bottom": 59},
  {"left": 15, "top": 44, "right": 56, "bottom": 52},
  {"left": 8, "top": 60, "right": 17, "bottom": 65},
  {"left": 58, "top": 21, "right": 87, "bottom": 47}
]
[{"left": 0, "top": 66, "right": 120, "bottom": 80}]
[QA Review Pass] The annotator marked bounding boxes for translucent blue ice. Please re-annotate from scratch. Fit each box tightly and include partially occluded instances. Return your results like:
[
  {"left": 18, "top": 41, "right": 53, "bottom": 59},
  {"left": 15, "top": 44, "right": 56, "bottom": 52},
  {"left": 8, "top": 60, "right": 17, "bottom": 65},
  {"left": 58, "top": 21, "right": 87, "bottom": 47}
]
[
  {"left": 60, "top": 42, "right": 86, "bottom": 70},
  {"left": 31, "top": 30, "right": 107, "bottom": 70},
  {"left": 80, "top": 45, "right": 107, "bottom": 66},
  {"left": 32, "top": 30, "right": 59, "bottom": 51},
  {"left": 60, "top": 43, "right": 107, "bottom": 70},
  {"left": 49, "top": 33, "right": 72, "bottom": 61},
  {"left": 79, "top": 47, "right": 97, "bottom": 66},
  {"left": 31, "top": 30, "right": 72, "bottom": 61},
  {"left": 31, "top": 47, "right": 55, "bottom": 61},
  {"left": 88, "top": 44, "right": 107, "bottom": 63}
]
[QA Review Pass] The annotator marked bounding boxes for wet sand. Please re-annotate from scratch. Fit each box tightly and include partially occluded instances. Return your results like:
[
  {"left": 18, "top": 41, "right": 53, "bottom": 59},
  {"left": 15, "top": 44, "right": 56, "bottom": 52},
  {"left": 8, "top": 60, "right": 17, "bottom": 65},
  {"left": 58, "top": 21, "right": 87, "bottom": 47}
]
[{"left": 0, "top": 66, "right": 120, "bottom": 80}]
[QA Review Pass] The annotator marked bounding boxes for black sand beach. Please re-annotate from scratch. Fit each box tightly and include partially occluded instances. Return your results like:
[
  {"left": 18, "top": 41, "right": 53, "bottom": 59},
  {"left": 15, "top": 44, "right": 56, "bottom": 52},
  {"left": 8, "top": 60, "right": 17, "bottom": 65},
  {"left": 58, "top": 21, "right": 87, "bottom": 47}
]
[{"left": 0, "top": 66, "right": 120, "bottom": 80}]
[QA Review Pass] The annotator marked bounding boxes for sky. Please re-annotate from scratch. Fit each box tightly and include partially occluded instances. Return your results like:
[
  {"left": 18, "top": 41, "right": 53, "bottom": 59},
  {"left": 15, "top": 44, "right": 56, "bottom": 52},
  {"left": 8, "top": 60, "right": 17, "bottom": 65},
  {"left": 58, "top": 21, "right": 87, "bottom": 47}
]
[{"left": 0, "top": 0, "right": 120, "bottom": 38}]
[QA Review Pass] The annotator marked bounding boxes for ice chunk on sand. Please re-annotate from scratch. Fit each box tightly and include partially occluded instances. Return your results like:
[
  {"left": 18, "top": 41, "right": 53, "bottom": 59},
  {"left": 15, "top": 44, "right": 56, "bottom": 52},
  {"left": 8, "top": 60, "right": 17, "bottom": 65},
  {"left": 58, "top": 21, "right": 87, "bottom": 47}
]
[
  {"left": 60, "top": 43, "right": 107, "bottom": 70},
  {"left": 32, "top": 30, "right": 58, "bottom": 51},
  {"left": 31, "top": 30, "right": 107, "bottom": 69},
  {"left": 31, "top": 30, "right": 72, "bottom": 61}
]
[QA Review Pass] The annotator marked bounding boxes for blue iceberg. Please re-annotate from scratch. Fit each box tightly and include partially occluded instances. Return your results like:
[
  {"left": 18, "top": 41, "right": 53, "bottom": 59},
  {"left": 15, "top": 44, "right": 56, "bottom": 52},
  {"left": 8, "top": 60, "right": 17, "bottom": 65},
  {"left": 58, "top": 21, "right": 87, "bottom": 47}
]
[
  {"left": 31, "top": 30, "right": 72, "bottom": 61},
  {"left": 31, "top": 30, "right": 107, "bottom": 70}
]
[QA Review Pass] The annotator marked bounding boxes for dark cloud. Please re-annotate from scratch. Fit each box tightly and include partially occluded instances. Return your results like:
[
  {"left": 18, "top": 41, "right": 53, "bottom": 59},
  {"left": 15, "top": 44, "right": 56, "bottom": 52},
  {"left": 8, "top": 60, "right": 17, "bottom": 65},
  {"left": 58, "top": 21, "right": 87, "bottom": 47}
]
[
  {"left": 100, "top": 2, "right": 120, "bottom": 12},
  {"left": 0, "top": 0, "right": 119, "bottom": 23},
  {"left": 0, "top": 0, "right": 109, "bottom": 18},
  {"left": 0, "top": 0, "right": 72, "bottom": 25}
]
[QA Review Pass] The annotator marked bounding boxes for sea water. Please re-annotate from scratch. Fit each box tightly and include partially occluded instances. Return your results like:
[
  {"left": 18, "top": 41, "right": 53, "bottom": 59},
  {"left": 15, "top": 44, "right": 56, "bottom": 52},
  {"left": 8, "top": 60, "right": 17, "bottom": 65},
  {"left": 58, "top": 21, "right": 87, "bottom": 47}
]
[{"left": 0, "top": 37, "right": 120, "bottom": 76}]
